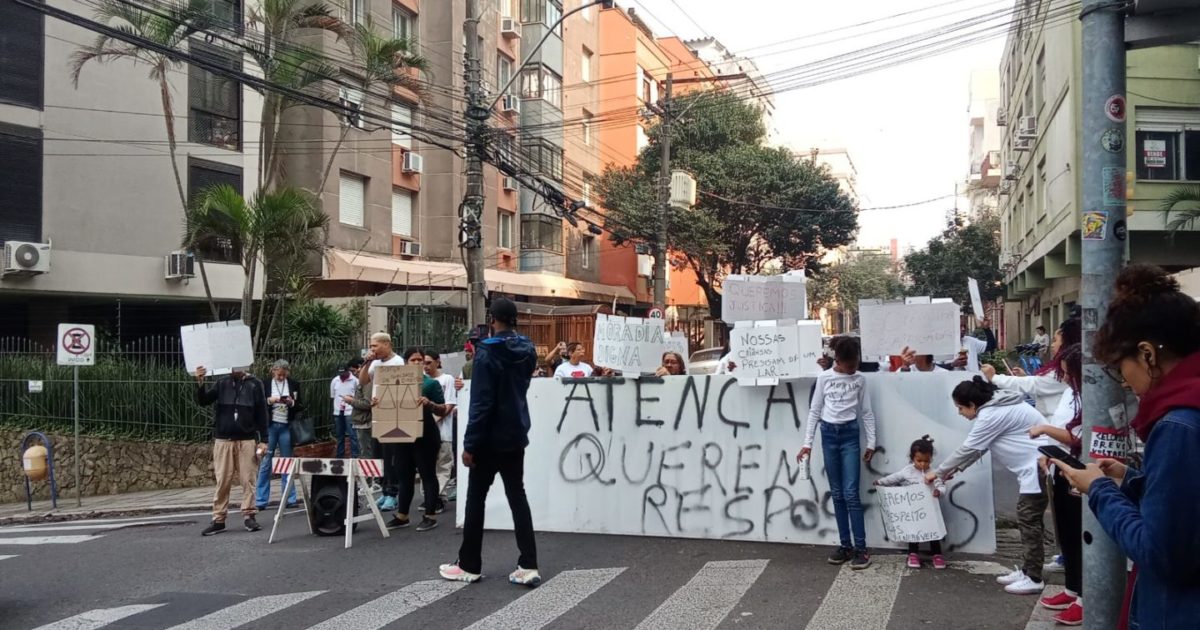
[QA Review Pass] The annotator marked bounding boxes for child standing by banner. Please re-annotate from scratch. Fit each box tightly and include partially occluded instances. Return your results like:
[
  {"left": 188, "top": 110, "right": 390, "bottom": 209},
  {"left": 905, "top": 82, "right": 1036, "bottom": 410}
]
[
  {"left": 798, "top": 337, "right": 877, "bottom": 569},
  {"left": 874, "top": 435, "right": 947, "bottom": 569}
]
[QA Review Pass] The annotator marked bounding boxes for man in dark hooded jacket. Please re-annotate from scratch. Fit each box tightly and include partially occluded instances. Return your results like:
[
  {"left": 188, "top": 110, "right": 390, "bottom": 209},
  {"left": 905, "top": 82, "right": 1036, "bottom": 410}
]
[{"left": 439, "top": 298, "right": 541, "bottom": 586}]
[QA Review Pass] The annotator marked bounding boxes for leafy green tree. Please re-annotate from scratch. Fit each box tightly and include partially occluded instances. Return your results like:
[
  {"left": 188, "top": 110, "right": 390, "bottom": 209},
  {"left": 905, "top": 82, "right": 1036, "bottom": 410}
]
[
  {"left": 597, "top": 91, "right": 859, "bottom": 317},
  {"left": 904, "top": 211, "right": 1004, "bottom": 310},
  {"left": 1161, "top": 185, "right": 1200, "bottom": 234},
  {"left": 808, "top": 251, "right": 907, "bottom": 329}
]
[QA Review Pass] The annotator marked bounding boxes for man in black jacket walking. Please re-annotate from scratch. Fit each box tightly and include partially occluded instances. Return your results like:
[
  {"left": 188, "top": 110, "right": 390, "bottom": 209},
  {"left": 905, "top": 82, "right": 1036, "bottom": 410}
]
[
  {"left": 195, "top": 365, "right": 269, "bottom": 536},
  {"left": 439, "top": 298, "right": 540, "bottom": 586}
]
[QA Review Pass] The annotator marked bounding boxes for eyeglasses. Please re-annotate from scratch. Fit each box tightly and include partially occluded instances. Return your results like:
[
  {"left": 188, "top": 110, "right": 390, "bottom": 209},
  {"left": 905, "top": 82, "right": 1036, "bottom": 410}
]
[{"left": 1101, "top": 364, "right": 1125, "bottom": 385}]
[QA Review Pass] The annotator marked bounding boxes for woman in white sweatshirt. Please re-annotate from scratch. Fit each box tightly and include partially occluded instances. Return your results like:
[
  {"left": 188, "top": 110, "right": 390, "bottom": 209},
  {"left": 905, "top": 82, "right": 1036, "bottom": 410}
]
[
  {"left": 926, "top": 376, "right": 1048, "bottom": 596},
  {"left": 981, "top": 317, "right": 1080, "bottom": 420}
]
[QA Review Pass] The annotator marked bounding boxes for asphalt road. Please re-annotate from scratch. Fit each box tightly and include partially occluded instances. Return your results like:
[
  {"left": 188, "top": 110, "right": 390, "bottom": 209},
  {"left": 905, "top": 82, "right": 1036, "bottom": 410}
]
[{"left": 0, "top": 508, "right": 1043, "bottom": 630}]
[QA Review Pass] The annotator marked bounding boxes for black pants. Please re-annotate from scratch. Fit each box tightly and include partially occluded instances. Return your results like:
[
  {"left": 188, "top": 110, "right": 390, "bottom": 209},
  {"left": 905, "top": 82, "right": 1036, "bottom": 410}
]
[
  {"left": 396, "top": 436, "right": 440, "bottom": 516},
  {"left": 1052, "top": 471, "right": 1083, "bottom": 594},
  {"left": 381, "top": 442, "right": 401, "bottom": 497},
  {"left": 908, "top": 540, "right": 943, "bottom": 554},
  {"left": 457, "top": 448, "right": 537, "bottom": 575}
]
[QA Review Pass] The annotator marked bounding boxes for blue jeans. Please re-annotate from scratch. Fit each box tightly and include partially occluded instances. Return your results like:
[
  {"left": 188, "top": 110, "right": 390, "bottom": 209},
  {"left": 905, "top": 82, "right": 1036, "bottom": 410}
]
[
  {"left": 333, "top": 413, "right": 360, "bottom": 457},
  {"left": 256, "top": 422, "right": 297, "bottom": 507},
  {"left": 820, "top": 419, "right": 867, "bottom": 551}
]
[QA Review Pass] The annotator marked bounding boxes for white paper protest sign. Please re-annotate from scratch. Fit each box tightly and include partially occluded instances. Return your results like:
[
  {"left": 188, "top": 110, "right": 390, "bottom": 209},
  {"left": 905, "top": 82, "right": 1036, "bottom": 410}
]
[
  {"left": 440, "top": 352, "right": 467, "bottom": 379},
  {"left": 876, "top": 484, "right": 947, "bottom": 543},
  {"left": 797, "top": 320, "right": 824, "bottom": 376},
  {"left": 731, "top": 320, "right": 802, "bottom": 384},
  {"left": 859, "top": 300, "right": 960, "bottom": 358},
  {"left": 593, "top": 313, "right": 666, "bottom": 375},
  {"left": 968, "top": 277, "right": 985, "bottom": 319},
  {"left": 181, "top": 321, "right": 254, "bottom": 376},
  {"left": 722, "top": 274, "right": 808, "bottom": 323},
  {"left": 665, "top": 333, "right": 691, "bottom": 371}
]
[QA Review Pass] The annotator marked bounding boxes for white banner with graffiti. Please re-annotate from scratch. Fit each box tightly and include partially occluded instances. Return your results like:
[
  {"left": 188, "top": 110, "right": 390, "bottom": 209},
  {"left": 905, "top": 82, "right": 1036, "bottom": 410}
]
[{"left": 456, "top": 372, "right": 997, "bottom": 554}]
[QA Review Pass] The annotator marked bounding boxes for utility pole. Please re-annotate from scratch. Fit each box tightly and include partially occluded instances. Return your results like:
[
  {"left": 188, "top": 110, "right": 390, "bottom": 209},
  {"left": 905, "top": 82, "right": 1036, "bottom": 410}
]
[
  {"left": 463, "top": 0, "right": 487, "bottom": 330},
  {"left": 1079, "top": 0, "right": 1128, "bottom": 626},
  {"left": 653, "top": 73, "right": 673, "bottom": 311}
]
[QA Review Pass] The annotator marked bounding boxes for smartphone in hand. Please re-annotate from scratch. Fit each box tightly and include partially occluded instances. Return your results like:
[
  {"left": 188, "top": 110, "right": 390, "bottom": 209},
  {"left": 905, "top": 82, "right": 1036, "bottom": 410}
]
[{"left": 1038, "top": 445, "right": 1087, "bottom": 470}]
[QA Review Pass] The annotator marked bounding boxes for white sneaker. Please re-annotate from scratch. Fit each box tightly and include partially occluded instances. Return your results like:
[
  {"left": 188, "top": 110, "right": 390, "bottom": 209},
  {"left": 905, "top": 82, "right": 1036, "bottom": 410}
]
[
  {"left": 996, "top": 567, "right": 1026, "bottom": 585},
  {"left": 509, "top": 567, "right": 542, "bottom": 587},
  {"left": 1004, "top": 576, "right": 1046, "bottom": 595}
]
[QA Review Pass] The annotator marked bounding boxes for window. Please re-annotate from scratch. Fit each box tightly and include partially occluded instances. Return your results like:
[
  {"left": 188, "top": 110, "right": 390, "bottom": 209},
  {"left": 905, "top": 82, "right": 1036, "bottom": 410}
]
[
  {"left": 499, "top": 211, "right": 514, "bottom": 249},
  {"left": 582, "top": 173, "right": 594, "bottom": 205},
  {"left": 636, "top": 125, "right": 649, "bottom": 152},
  {"left": 0, "top": 0, "right": 43, "bottom": 109},
  {"left": 339, "top": 86, "right": 367, "bottom": 130},
  {"left": 1037, "top": 159, "right": 1047, "bottom": 220},
  {"left": 393, "top": 6, "right": 416, "bottom": 42},
  {"left": 525, "top": 139, "right": 563, "bottom": 179},
  {"left": 497, "top": 55, "right": 513, "bottom": 96},
  {"left": 581, "top": 0, "right": 592, "bottom": 21},
  {"left": 0, "top": 123, "right": 42, "bottom": 243},
  {"left": 1136, "top": 109, "right": 1200, "bottom": 182},
  {"left": 582, "top": 111, "right": 593, "bottom": 146},
  {"left": 520, "top": 65, "right": 562, "bottom": 108},
  {"left": 523, "top": 0, "right": 562, "bottom": 33},
  {"left": 581, "top": 47, "right": 592, "bottom": 83},
  {"left": 638, "top": 66, "right": 652, "bottom": 103},
  {"left": 521, "top": 213, "right": 563, "bottom": 252},
  {"left": 1023, "top": 83, "right": 1033, "bottom": 120},
  {"left": 347, "top": 0, "right": 365, "bottom": 26},
  {"left": 201, "top": 0, "right": 242, "bottom": 34},
  {"left": 581, "top": 235, "right": 594, "bottom": 269},
  {"left": 392, "top": 189, "right": 413, "bottom": 236},
  {"left": 187, "top": 159, "right": 242, "bottom": 263},
  {"left": 1035, "top": 48, "right": 1045, "bottom": 112},
  {"left": 391, "top": 103, "right": 412, "bottom": 148},
  {"left": 340, "top": 173, "right": 366, "bottom": 227},
  {"left": 496, "top": 132, "right": 517, "bottom": 164},
  {"left": 188, "top": 43, "right": 241, "bottom": 150}
]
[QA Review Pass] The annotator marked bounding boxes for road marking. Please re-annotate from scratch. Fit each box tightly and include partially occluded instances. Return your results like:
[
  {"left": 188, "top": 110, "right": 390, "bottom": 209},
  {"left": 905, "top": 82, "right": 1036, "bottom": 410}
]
[
  {"left": 3, "top": 519, "right": 194, "bottom": 533},
  {"left": 634, "top": 559, "right": 769, "bottom": 630},
  {"left": 307, "top": 581, "right": 466, "bottom": 630},
  {"left": 1024, "top": 585, "right": 1063, "bottom": 630},
  {"left": 164, "top": 591, "right": 325, "bottom": 630},
  {"left": 0, "top": 512, "right": 211, "bottom": 530},
  {"left": 0, "top": 554, "right": 16, "bottom": 561},
  {"left": 0, "top": 535, "right": 104, "bottom": 545},
  {"left": 805, "top": 556, "right": 904, "bottom": 630},
  {"left": 467, "top": 568, "right": 626, "bottom": 630},
  {"left": 31, "top": 604, "right": 164, "bottom": 630}
]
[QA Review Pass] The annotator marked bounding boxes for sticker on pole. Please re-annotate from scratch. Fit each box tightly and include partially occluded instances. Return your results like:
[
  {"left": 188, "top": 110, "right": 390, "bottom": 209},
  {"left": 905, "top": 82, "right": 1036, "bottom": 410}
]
[
  {"left": 1088, "top": 426, "right": 1129, "bottom": 462},
  {"left": 57, "top": 324, "right": 95, "bottom": 366},
  {"left": 1104, "top": 95, "right": 1126, "bottom": 123},
  {"left": 1082, "top": 211, "right": 1108, "bottom": 241},
  {"left": 1101, "top": 128, "right": 1124, "bottom": 153}
]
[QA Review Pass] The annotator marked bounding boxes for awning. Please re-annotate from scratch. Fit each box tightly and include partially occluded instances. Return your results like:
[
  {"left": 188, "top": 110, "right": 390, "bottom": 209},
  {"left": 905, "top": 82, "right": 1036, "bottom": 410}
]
[{"left": 324, "top": 249, "right": 635, "bottom": 304}]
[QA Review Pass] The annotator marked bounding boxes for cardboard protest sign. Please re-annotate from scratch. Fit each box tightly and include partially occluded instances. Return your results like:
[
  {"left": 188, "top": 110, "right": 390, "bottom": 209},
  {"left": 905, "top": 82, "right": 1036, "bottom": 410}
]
[
  {"left": 731, "top": 320, "right": 802, "bottom": 385},
  {"left": 181, "top": 321, "right": 254, "bottom": 375},
  {"left": 440, "top": 352, "right": 467, "bottom": 379},
  {"left": 876, "top": 484, "right": 947, "bottom": 543},
  {"left": 722, "top": 275, "right": 808, "bottom": 323},
  {"left": 968, "top": 277, "right": 985, "bottom": 319},
  {"left": 593, "top": 313, "right": 666, "bottom": 375},
  {"left": 797, "top": 320, "right": 823, "bottom": 376},
  {"left": 665, "top": 332, "right": 691, "bottom": 371},
  {"left": 859, "top": 300, "right": 960, "bottom": 358},
  {"left": 372, "top": 364, "right": 424, "bottom": 443}
]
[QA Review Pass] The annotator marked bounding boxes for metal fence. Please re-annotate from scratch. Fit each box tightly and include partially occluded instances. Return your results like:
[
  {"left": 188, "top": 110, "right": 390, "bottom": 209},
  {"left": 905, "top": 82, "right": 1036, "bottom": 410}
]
[{"left": 0, "top": 335, "right": 362, "bottom": 443}]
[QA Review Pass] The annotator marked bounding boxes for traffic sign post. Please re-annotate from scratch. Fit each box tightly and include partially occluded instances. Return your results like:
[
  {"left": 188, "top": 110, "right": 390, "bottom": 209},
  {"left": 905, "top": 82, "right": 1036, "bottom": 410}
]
[
  {"left": 57, "top": 323, "right": 94, "bottom": 507},
  {"left": 648, "top": 308, "right": 664, "bottom": 320}
]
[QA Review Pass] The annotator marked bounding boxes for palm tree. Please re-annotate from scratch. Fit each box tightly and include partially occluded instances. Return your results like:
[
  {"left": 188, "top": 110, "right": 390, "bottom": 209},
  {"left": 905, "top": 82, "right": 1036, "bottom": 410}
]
[
  {"left": 186, "top": 185, "right": 329, "bottom": 348},
  {"left": 1161, "top": 185, "right": 1200, "bottom": 235},
  {"left": 69, "top": 0, "right": 221, "bottom": 319},
  {"left": 317, "top": 18, "right": 428, "bottom": 193}
]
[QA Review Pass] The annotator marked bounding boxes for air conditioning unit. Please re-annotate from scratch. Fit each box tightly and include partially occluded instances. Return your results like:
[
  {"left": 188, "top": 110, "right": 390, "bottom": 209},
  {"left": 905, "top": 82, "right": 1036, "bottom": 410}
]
[
  {"left": 1018, "top": 116, "right": 1038, "bottom": 138},
  {"left": 1005, "top": 161, "right": 1020, "bottom": 180},
  {"left": 501, "top": 17, "right": 520, "bottom": 38},
  {"left": 997, "top": 107, "right": 1008, "bottom": 126},
  {"left": 502, "top": 94, "right": 521, "bottom": 114},
  {"left": 400, "top": 240, "right": 422, "bottom": 256},
  {"left": 164, "top": 250, "right": 195, "bottom": 280},
  {"left": 402, "top": 151, "right": 423, "bottom": 173},
  {"left": 999, "top": 180, "right": 1014, "bottom": 195},
  {"left": 502, "top": 176, "right": 518, "bottom": 191},
  {"left": 669, "top": 170, "right": 697, "bottom": 208},
  {"left": 3, "top": 240, "right": 51, "bottom": 276},
  {"left": 1013, "top": 137, "right": 1033, "bottom": 152},
  {"left": 637, "top": 254, "right": 653, "bottom": 277}
]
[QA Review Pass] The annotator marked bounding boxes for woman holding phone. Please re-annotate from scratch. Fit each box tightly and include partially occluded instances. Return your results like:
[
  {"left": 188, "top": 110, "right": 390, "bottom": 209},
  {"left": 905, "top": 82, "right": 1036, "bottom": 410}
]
[{"left": 1054, "top": 265, "right": 1200, "bottom": 630}]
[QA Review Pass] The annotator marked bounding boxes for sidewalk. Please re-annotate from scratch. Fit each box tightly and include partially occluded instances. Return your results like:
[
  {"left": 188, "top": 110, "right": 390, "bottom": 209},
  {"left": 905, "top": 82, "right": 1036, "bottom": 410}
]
[{"left": 0, "top": 486, "right": 233, "bottom": 526}]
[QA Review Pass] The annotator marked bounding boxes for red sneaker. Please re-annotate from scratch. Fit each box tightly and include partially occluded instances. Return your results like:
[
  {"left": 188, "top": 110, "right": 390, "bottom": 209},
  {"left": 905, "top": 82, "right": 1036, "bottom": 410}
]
[
  {"left": 1052, "top": 602, "right": 1083, "bottom": 626},
  {"left": 1040, "top": 590, "right": 1078, "bottom": 611}
]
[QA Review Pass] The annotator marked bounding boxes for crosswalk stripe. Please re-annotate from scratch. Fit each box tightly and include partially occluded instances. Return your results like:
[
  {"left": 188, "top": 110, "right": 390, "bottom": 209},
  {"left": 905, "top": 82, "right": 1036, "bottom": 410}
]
[
  {"left": 3, "top": 520, "right": 193, "bottom": 533},
  {"left": 0, "top": 535, "right": 104, "bottom": 545},
  {"left": 163, "top": 591, "right": 325, "bottom": 630},
  {"left": 0, "top": 512, "right": 211, "bottom": 530},
  {"left": 804, "top": 557, "right": 904, "bottom": 630},
  {"left": 634, "top": 559, "right": 769, "bottom": 630},
  {"left": 0, "top": 555, "right": 16, "bottom": 561},
  {"left": 306, "top": 581, "right": 466, "bottom": 630},
  {"left": 466, "top": 568, "right": 626, "bottom": 630},
  {"left": 31, "top": 604, "right": 164, "bottom": 630}
]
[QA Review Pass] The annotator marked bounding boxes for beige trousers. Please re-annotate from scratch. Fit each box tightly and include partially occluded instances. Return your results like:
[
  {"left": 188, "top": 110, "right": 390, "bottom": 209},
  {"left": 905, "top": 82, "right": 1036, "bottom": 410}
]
[
  {"left": 212, "top": 439, "right": 258, "bottom": 523},
  {"left": 435, "top": 441, "right": 454, "bottom": 494}
]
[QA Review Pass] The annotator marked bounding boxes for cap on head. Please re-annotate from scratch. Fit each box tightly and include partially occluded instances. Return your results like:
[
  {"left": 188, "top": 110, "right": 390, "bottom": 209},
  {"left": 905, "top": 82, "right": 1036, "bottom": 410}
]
[
  {"left": 489, "top": 298, "right": 518, "bottom": 326},
  {"left": 272, "top": 359, "right": 290, "bottom": 370}
]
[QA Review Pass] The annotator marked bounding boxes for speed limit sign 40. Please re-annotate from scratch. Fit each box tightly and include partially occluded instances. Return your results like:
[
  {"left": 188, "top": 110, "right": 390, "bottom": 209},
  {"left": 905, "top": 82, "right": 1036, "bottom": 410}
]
[{"left": 648, "top": 308, "right": 664, "bottom": 319}]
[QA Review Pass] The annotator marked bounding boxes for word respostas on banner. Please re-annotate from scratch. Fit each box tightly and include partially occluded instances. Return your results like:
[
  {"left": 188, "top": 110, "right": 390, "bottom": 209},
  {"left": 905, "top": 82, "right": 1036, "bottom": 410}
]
[
  {"left": 593, "top": 313, "right": 666, "bottom": 374},
  {"left": 457, "top": 372, "right": 997, "bottom": 554}
]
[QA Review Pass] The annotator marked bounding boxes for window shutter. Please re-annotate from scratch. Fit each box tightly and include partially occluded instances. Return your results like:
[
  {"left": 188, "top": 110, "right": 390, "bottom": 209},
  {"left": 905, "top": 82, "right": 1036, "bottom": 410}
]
[
  {"left": 391, "top": 104, "right": 413, "bottom": 148},
  {"left": 340, "top": 174, "right": 365, "bottom": 227},
  {"left": 1137, "top": 108, "right": 1200, "bottom": 130},
  {"left": 392, "top": 189, "right": 413, "bottom": 236}
]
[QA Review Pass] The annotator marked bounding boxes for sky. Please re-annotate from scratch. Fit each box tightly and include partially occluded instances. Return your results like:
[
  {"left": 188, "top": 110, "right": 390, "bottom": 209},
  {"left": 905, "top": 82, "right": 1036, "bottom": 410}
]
[{"left": 622, "top": 0, "right": 1008, "bottom": 252}]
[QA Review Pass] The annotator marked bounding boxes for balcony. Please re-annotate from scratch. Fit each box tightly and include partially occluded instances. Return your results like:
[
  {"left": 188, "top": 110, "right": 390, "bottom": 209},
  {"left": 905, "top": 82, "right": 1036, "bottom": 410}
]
[{"left": 189, "top": 110, "right": 240, "bottom": 151}]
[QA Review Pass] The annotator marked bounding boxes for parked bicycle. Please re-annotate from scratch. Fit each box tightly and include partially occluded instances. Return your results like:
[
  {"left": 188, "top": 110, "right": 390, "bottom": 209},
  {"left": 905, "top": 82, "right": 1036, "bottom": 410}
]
[{"left": 1014, "top": 343, "right": 1043, "bottom": 374}]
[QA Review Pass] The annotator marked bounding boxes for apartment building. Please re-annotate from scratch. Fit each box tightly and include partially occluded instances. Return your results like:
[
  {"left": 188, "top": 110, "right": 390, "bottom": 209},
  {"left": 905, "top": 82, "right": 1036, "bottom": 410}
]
[
  {"left": 684, "top": 36, "right": 777, "bottom": 142},
  {"left": 0, "top": 0, "right": 260, "bottom": 341},
  {"left": 965, "top": 67, "right": 1003, "bottom": 218},
  {"left": 997, "top": 0, "right": 1200, "bottom": 342}
]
